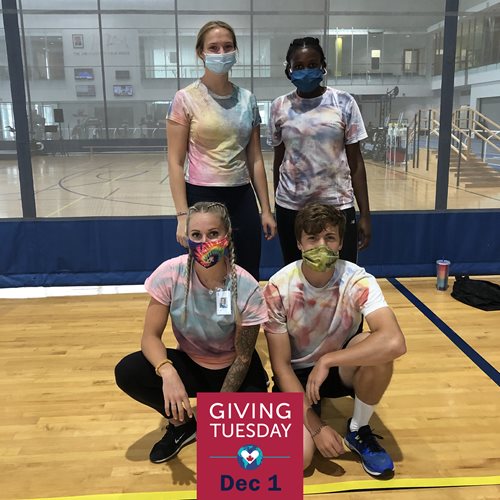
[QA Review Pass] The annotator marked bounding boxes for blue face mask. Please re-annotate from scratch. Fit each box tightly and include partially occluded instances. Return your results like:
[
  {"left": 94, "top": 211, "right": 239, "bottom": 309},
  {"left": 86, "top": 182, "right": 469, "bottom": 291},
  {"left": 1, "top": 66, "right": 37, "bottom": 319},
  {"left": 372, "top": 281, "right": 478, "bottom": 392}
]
[
  {"left": 204, "top": 51, "right": 237, "bottom": 74},
  {"left": 290, "top": 67, "right": 325, "bottom": 93}
]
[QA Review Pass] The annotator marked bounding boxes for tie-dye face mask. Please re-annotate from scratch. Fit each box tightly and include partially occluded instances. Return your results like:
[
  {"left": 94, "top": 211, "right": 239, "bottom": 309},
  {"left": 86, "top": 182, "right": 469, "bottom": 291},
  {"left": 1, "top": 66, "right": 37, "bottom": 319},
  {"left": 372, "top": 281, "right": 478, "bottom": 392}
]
[
  {"left": 188, "top": 235, "right": 229, "bottom": 268},
  {"left": 302, "top": 244, "right": 339, "bottom": 272}
]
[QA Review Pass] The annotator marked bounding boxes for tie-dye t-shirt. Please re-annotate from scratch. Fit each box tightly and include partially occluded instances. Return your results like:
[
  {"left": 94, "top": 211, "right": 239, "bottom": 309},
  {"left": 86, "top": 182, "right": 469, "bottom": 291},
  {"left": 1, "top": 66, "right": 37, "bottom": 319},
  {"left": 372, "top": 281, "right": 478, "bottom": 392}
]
[
  {"left": 267, "top": 87, "right": 367, "bottom": 211},
  {"left": 168, "top": 80, "right": 261, "bottom": 187},
  {"left": 263, "top": 259, "right": 387, "bottom": 369},
  {"left": 145, "top": 254, "right": 268, "bottom": 369}
]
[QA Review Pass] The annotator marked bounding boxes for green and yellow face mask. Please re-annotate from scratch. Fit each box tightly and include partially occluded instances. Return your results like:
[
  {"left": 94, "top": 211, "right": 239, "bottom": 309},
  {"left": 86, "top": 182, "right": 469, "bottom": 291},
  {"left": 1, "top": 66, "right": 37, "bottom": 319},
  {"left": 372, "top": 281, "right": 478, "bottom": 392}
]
[{"left": 301, "top": 245, "right": 339, "bottom": 272}]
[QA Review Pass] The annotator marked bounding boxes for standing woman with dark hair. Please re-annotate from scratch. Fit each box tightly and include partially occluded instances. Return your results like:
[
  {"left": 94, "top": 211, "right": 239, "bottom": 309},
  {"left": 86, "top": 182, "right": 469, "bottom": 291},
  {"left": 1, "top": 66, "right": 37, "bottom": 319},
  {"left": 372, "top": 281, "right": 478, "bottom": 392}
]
[
  {"left": 115, "top": 202, "right": 269, "bottom": 464},
  {"left": 268, "top": 37, "right": 371, "bottom": 266},
  {"left": 167, "top": 20, "right": 276, "bottom": 281}
]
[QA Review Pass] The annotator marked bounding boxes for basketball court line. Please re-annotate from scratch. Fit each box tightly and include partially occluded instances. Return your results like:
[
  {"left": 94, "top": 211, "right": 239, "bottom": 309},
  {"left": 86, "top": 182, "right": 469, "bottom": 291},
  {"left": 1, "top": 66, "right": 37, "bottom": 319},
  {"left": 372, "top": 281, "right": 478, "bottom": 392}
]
[
  {"left": 24, "top": 475, "right": 500, "bottom": 500},
  {"left": 387, "top": 278, "right": 500, "bottom": 386},
  {"left": 0, "top": 284, "right": 145, "bottom": 299}
]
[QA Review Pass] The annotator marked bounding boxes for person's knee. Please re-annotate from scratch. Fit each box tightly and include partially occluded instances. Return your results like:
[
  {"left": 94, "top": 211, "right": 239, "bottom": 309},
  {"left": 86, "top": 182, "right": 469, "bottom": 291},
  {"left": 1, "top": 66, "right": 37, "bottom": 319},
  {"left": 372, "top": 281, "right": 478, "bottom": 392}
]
[
  {"left": 363, "top": 360, "right": 394, "bottom": 379},
  {"left": 341, "top": 333, "right": 393, "bottom": 384},
  {"left": 114, "top": 356, "right": 134, "bottom": 392},
  {"left": 353, "top": 361, "right": 394, "bottom": 404},
  {"left": 355, "top": 360, "right": 393, "bottom": 382},
  {"left": 303, "top": 449, "right": 314, "bottom": 470},
  {"left": 303, "top": 441, "right": 315, "bottom": 470},
  {"left": 303, "top": 428, "right": 315, "bottom": 470}
]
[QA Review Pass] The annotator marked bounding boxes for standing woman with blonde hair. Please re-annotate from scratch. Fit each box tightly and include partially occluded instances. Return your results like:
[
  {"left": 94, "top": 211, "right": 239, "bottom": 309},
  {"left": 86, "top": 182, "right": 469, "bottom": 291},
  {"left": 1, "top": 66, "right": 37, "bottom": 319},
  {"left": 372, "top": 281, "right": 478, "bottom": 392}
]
[
  {"left": 167, "top": 20, "right": 276, "bottom": 281},
  {"left": 115, "top": 202, "right": 269, "bottom": 464}
]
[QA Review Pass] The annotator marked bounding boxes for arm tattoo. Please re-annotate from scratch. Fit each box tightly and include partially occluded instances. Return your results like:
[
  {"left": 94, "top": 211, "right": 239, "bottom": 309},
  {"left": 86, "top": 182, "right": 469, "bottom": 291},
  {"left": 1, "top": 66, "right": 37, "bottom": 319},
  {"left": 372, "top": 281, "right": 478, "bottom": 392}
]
[{"left": 220, "top": 325, "right": 260, "bottom": 392}]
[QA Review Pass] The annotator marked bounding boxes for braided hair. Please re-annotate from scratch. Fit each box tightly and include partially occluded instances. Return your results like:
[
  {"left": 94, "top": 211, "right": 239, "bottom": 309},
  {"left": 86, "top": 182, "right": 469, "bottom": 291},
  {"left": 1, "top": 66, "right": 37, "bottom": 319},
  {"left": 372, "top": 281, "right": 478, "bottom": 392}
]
[
  {"left": 183, "top": 202, "right": 241, "bottom": 326},
  {"left": 284, "top": 37, "right": 326, "bottom": 79}
]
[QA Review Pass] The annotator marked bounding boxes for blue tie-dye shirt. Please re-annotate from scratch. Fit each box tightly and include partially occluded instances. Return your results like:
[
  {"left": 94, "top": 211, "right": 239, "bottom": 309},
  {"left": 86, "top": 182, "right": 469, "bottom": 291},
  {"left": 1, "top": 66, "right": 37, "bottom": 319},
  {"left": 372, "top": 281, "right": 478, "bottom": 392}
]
[{"left": 268, "top": 87, "right": 367, "bottom": 211}]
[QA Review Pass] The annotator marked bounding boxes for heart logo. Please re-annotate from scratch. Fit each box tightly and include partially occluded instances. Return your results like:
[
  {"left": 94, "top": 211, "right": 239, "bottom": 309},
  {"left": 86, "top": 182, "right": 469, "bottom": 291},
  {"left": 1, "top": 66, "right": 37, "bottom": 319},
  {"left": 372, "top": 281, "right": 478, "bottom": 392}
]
[
  {"left": 241, "top": 450, "right": 259, "bottom": 464},
  {"left": 241, "top": 450, "right": 259, "bottom": 463},
  {"left": 237, "top": 445, "right": 263, "bottom": 470}
]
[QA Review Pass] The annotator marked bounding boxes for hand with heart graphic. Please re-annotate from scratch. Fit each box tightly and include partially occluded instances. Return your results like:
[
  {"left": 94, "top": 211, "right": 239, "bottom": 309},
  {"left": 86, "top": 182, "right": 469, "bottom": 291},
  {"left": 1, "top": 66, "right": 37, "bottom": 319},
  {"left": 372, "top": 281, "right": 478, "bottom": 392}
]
[{"left": 237, "top": 445, "right": 263, "bottom": 470}]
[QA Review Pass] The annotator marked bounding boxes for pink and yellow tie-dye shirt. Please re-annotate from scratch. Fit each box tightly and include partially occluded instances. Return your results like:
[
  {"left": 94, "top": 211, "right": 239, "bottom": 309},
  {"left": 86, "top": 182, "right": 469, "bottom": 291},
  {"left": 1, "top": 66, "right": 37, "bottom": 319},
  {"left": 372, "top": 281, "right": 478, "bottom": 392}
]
[
  {"left": 168, "top": 80, "right": 261, "bottom": 187},
  {"left": 145, "top": 254, "right": 268, "bottom": 369},
  {"left": 267, "top": 87, "right": 368, "bottom": 211},
  {"left": 263, "top": 259, "right": 387, "bottom": 369}
]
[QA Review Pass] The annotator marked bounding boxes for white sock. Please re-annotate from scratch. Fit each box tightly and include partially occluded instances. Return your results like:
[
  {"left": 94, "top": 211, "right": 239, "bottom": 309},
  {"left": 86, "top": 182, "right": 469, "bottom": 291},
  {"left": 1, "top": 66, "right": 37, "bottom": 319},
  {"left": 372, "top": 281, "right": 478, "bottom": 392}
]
[{"left": 350, "top": 396, "right": 375, "bottom": 432}]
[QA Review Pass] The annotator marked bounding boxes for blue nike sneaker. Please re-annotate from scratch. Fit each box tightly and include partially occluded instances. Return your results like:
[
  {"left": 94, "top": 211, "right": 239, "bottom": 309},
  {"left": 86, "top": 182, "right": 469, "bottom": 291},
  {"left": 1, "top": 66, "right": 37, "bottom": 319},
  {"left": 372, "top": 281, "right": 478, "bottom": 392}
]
[{"left": 344, "top": 419, "right": 394, "bottom": 477}]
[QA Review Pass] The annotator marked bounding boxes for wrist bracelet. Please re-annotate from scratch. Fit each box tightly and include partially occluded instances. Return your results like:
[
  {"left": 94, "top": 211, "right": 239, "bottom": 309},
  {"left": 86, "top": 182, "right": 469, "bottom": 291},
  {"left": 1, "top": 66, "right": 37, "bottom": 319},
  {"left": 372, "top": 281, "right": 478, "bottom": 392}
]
[
  {"left": 310, "top": 423, "right": 327, "bottom": 438},
  {"left": 176, "top": 211, "right": 188, "bottom": 217},
  {"left": 155, "top": 358, "right": 173, "bottom": 376}
]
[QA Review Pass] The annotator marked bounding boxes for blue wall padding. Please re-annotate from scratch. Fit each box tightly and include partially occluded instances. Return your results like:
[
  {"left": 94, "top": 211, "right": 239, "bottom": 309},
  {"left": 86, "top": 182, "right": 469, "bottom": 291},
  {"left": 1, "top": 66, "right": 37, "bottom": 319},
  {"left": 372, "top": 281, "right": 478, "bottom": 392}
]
[
  {"left": 0, "top": 210, "right": 499, "bottom": 287},
  {"left": 357, "top": 210, "right": 499, "bottom": 277}
]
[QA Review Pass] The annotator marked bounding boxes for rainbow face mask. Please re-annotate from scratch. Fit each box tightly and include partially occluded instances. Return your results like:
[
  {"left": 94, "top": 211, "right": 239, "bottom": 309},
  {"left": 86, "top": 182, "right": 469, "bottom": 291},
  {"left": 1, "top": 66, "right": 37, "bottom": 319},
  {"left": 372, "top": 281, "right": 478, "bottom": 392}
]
[{"left": 188, "top": 235, "right": 229, "bottom": 268}]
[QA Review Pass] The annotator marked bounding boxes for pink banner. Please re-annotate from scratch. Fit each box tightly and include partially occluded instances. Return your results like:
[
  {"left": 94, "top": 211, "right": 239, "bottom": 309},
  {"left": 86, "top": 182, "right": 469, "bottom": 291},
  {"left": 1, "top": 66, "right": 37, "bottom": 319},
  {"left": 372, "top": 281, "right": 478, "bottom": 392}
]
[{"left": 197, "top": 392, "right": 303, "bottom": 499}]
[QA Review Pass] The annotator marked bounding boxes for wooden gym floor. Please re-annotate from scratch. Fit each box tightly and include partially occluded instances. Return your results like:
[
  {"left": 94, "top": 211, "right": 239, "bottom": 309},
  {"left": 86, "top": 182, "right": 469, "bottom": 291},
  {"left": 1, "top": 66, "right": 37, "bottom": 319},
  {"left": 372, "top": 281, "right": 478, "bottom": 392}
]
[
  {"left": 0, "top": 152, "right": 499, "bottom": 218},
  {"left": 0, "top": 277, "right": 499, "bottom": 499}
]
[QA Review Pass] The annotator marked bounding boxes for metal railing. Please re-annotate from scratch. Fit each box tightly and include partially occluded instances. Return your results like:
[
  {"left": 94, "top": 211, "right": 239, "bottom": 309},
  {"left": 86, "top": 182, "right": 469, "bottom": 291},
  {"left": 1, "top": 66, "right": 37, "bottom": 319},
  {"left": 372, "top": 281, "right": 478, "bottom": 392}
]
[{"left": 405, "top": 106, "right": 500, "bottom": 185}]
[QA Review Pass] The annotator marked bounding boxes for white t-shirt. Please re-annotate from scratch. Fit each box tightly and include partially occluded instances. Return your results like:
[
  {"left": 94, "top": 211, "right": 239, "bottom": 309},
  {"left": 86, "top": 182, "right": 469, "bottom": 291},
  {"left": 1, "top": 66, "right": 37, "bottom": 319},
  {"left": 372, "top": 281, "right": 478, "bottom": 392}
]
[
  {"left": 168, "top": 80, "right": 261, "bottom": 187},
  {"left": 268, "top": 87, "right": 368, "bottom": 211},
  {"left": 264, "top": 259, "right": 387, "bottom": 369},
  {"left": 145, "top": 254, "right": 268, "bottom": 369}
]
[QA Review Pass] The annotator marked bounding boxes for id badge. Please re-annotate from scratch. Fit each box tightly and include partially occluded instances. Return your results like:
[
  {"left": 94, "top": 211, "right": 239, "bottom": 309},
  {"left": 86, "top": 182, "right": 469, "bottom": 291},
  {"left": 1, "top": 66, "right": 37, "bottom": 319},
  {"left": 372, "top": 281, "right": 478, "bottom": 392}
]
[{"left": 216, "top": 290, "right": 232, "bottom": 315}]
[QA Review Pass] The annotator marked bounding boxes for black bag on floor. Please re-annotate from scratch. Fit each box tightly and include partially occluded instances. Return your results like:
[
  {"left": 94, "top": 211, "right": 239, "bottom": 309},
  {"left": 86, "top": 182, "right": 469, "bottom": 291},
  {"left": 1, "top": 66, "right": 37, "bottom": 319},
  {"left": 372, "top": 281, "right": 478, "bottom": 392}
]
[{"left": 451, "top": 275, "right": 500, "bottom": 311}]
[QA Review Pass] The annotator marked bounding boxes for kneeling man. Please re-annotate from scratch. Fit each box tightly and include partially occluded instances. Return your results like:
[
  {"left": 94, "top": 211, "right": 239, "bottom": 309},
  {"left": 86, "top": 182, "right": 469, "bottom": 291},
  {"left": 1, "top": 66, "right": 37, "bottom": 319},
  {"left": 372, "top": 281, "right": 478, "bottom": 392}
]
[{"left": 263, "top": 203, "right": 406, "bottom": 477}]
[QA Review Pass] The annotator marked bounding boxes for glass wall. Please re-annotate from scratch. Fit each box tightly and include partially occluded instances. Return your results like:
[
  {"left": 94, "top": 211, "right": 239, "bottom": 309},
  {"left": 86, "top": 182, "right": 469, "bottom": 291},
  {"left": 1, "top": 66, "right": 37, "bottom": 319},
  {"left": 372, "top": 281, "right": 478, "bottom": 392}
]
[
  {"left": 447, "top": 3, "right": 500, "bottom": 208},
  {"left": 433, "top": 7, "right": 500, "bottom": 74},
  {"left": 0, "top": 17, "right": 22, "bottom": 217},
  {"left": 100, "top": 13, "right": 178, "bottom": 140},
  {"left": 0, "top": 0, "right": 499, "bottom": 218}
]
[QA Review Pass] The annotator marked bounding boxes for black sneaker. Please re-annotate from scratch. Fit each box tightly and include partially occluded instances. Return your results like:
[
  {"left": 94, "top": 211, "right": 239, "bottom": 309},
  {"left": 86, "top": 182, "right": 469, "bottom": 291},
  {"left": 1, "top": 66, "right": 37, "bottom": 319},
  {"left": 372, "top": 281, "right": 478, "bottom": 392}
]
[{"left": 149, "top": 418, "right": 197, "bottom": 463}]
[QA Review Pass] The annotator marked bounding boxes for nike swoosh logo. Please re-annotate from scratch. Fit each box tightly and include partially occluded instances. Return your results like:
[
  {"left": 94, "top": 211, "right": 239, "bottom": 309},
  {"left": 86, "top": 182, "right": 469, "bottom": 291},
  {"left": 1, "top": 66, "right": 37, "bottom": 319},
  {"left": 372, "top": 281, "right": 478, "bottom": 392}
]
[{"left": 174, "top": 433, "right": 185, "bottom": 444}]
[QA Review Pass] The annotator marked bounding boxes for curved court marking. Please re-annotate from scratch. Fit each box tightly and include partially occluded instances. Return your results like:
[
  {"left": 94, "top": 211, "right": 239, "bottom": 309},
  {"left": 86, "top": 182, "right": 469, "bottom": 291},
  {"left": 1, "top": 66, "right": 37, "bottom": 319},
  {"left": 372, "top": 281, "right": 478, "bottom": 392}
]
[
  {"left": 25, "top": 475, "right": 500, "bottom": 500},
  {"left": 388, "top": 278, "right": 500, "bottom": 386}
]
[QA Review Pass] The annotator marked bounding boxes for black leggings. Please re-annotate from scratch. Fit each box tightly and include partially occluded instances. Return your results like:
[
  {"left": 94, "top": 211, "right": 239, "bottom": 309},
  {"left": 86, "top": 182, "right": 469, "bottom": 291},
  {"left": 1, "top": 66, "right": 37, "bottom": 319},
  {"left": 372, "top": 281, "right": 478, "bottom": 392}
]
[
  {"left": 186, "top": 183, "right": 261, "bottom": 281},
  {"left": 275, "top": 205, "right": 358, "bottom": 266},
  {"left": 115, "top": 349, "right": 268, "bottom": 418}
]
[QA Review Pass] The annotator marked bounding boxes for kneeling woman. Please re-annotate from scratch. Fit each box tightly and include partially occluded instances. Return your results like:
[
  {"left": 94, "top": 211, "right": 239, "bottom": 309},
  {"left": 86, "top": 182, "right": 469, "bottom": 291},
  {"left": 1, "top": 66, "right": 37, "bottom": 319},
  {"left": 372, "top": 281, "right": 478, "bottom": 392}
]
[{"left": 115, "top": 202, "right": 268, "bottom": 463}]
